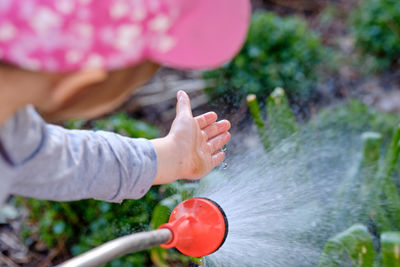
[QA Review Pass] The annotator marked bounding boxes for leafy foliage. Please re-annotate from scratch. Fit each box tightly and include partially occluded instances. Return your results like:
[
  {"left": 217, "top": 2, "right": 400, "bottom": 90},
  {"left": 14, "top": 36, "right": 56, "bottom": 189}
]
[
  {"left": 246, "top": 87, "right": 299, "bottom": 151},
  {"left": 319, "top": 225, "right": 400, "bottom": 266},
  {"left": 314, "top": 100, "right": 400, "bottom": 265},
  {"left": 18, "top": 113, "right": 192, "bottom": 266},
  {"left": 204, "top": 12, "right": 325, "bottom": 107},
  {"left": 65, "top": 113, "right": 160, "bottom": 139},
  {"left": 318, "top": 127, "right": 400, "bottom": 266},
  {"left": 248, "top": 92, "right": 400, "bottom": 266},
  {"left": 316, "top": 103, "right": 400, "bottom": 265},
  {"left": 313, "top": 99, "right": 400, "bottom": 146},
  {"left": 381, "top": 232, "right": 400, "bottom": 267},
  {"left": 20, "top": 192, "right": 160, "bottom": 266},
  {"left": 92, "top": 113, "right": 160, "bottom": 139},
  {"left": 352, "top": 0, "right": 400, "bottom": 70},
  {"left": 319, "top": 224, "right": 375, "bottom": 267}
]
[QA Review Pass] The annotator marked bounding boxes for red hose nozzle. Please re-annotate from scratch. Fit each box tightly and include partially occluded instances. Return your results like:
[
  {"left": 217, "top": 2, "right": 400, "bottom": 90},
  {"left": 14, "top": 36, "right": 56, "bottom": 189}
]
[{"left": 158, "top": 198, "right": 228, "bottom": 257}]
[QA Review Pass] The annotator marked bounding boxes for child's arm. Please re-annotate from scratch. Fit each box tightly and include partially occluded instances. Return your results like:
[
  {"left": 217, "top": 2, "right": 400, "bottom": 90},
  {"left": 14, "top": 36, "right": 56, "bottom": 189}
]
[
  {"left": 0, "top": 105, "right": 157, "bottom": 203},
  {"left": 0, "top": 91, "right": 230, "bottom": 203}
]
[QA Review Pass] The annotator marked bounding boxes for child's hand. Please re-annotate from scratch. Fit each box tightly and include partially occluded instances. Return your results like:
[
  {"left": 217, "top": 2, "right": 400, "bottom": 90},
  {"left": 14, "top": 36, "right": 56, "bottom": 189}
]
[{"left": 151, "top": 90, "right": 231, "bottom": 185}]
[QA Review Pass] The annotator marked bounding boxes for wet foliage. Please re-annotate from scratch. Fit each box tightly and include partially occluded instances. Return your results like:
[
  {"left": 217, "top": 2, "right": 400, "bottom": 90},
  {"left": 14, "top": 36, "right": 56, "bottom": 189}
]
[{"left": 248, "top": 90, "right": 400, "bottom": 266}]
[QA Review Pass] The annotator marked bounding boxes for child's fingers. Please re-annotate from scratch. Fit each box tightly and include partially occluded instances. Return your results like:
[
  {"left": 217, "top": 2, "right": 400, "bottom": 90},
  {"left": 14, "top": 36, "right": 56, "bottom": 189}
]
[
  {"left": 208, "top": 132, "right": 231, "bottom": 154},
  {"left": 195, "top": 112, "right": 217, "bottom": 129},
  {"left": 203, "top": 120, "right": 231, "bottom": 140},
  {"left": 176, "top": 90, "right": 193, "bottom": 117},
  {"left": 212, "top": 151, "right": 226, "bottom": 168}
]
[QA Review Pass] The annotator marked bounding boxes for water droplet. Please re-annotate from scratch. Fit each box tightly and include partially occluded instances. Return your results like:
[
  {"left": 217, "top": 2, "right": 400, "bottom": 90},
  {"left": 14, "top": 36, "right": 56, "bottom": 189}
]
[
  {"left": 198, "top": 258, "right": 205, "bottom": 265},
  {"left": 221, "top": 145, "right": 227, "bottom": 152},
  {"left": 222, "top": 161, "right": 228, "bottom": 169}
]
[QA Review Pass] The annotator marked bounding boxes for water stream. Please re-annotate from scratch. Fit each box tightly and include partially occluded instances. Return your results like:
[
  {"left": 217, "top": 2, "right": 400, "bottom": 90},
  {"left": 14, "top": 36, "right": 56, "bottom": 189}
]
[{"left": 195, "top": 128, "right": 362, "bottom": 266}]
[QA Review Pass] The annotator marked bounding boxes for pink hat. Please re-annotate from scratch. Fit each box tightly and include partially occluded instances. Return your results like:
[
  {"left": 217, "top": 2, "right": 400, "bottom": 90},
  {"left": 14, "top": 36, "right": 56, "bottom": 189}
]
[{"left": 0, "top": 0, "right": 250, "bottom": 72}]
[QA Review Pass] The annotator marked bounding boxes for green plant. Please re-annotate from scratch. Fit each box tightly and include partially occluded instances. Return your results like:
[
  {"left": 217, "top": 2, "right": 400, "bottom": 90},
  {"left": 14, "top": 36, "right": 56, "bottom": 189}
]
[
  {"left": 18, "top": 113, "right": 194, "bottom": 266},
  {"left": 65, "top": 113, "right": 160, "bottom": 138},
  {"left": 319, "top": 224, "right": 376, "bottom": 266},
  {"left": 352, "top": 0, "right": 400, "bottom": 70},
  {"left": 19, "top": 193, "right": 160, "bottom": 266},
  {"left": 319, "top": 225, "right": 400, "bottom": 266},
  {"left": 247, "top": 92, "right": 400, "bottom": 266},
  {"left": 381, "top": 232, "right": 400, "bottom": 267},
  {"left": 318, "top": 128, "right": 400, "bottom": 265},
  {"left": 204, "top": 11, "right": 325, "bottom": 107},
  {"left": 246, "top": 94, "right": 270, "bottom": 150},
  {"left": 313, "top": 99, "right": 400, "bottom": 146},
  {"left": 246, "top": 87, "right": 299, "bottom": 151},
  {"left": 92, "top": 113, "right": 160, "bottom": 138}
]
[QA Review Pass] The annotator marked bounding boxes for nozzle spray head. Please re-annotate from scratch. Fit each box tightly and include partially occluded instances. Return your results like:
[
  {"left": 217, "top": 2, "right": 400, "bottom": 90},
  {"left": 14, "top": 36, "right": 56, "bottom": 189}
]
[{"left": 158, "top": 198, "right": 228, "bottom": 257}]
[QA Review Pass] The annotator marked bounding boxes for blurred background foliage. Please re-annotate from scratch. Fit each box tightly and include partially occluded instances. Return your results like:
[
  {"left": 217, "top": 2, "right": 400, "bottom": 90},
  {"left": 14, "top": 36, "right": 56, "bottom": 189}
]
[
  {"left": 352, "top": 0, "right": 400, "bottom": 71},
  {"left": 313, "top": 99, "right": 400, "bottom": 146},
  {"left": 204, "top": 11, "right": 325, "bottom": 107}
]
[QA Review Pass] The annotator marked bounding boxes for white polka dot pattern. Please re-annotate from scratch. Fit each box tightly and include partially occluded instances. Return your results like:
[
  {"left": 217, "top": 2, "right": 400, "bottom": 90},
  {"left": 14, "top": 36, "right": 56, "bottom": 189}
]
[{"left": 0, "top": 0, "right": 180, "bottom": 72}]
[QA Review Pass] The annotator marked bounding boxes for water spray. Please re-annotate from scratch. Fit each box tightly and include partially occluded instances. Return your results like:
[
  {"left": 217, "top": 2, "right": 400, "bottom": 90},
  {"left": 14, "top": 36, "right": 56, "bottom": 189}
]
[{"left": 58, "top": 198, "right": 228, "bottom": 267}]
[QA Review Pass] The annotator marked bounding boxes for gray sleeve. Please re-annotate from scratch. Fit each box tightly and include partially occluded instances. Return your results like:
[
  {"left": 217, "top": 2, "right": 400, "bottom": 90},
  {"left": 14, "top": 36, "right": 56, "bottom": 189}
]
[{"left": 0, "top": 106, "right": 157, "bottom": 203}]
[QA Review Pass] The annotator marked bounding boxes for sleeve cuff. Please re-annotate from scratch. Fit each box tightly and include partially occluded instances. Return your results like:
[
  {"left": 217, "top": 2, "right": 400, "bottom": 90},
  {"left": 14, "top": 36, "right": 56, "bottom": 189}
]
[
  {"left": 108, "top": 136, "right": 158, "bottom": 202},
  {"left": 125, "top": 138, "right": 158, "bottom": 200}
]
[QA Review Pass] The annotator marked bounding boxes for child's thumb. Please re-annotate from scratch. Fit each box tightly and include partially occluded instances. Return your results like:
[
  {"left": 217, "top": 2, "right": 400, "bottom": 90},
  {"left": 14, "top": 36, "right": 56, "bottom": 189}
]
[{"left": 176, "top": 90, "right": 193, "bottom": 117}]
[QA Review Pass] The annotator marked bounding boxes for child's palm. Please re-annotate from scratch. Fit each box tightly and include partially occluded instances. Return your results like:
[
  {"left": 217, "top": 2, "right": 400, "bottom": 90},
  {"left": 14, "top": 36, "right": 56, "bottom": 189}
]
[{"left": 169, "top": 91, "right": 230, "bottom": 180}]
